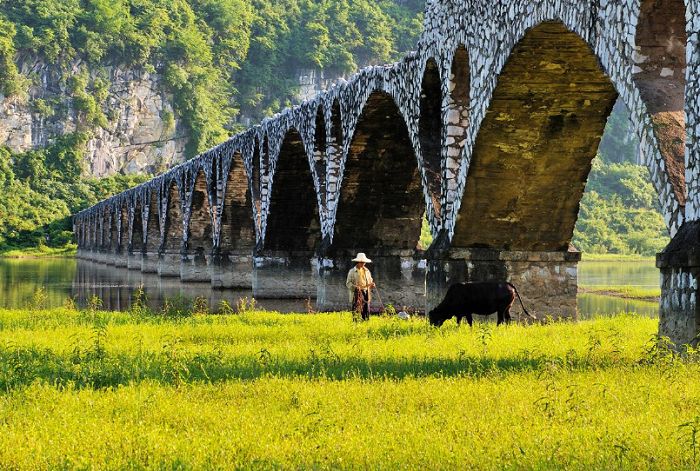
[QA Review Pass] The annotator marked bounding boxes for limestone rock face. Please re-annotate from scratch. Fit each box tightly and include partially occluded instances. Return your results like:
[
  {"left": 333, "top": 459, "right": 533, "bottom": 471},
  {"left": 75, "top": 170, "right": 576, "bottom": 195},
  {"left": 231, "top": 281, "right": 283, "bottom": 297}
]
[{"left": 0, "top": 58, "right": 187, "bottom": 177}]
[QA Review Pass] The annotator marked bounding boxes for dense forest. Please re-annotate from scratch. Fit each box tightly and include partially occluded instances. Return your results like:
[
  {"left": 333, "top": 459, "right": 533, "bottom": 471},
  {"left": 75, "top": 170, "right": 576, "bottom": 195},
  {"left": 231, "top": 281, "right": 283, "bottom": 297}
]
[{"left": 0, "top": 0, "right": 669, "bottom": 256}]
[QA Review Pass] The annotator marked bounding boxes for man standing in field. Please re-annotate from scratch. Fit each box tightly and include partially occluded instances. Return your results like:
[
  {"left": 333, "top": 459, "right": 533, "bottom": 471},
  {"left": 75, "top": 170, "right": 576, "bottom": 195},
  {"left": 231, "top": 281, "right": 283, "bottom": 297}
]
[{"left": 346, "top": 253, "right": 374, "bottom": 321}]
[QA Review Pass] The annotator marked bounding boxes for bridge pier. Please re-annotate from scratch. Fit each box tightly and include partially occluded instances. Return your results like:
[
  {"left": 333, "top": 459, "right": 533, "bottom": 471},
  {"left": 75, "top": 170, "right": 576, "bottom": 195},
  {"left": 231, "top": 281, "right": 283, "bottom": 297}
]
[
  {"left": 252, "top": 252, "right": 317, "bottom": 299},
  {"left": 425, "top": 248, "right": 580, "bottom": 320},
  {"left": 141, "top": 251, "right": 159, "bottom": 273},
  {"left": 656, "top": 222, "right": 700, "bottom": 348},
  {"left": 211, "top": 250, "right": 253, "bottom": 289},
  {"left": 158, "top": 251, "right": 181, "bottom": 277},
  {"left": 180, "top": 248, "right": 210, "bottom": 282},
  {"left": 317, "top": 249, "right": 427, "bottom": 312},
  {"left": 127, "top": 251, "right": 142, "bottom": 270}
]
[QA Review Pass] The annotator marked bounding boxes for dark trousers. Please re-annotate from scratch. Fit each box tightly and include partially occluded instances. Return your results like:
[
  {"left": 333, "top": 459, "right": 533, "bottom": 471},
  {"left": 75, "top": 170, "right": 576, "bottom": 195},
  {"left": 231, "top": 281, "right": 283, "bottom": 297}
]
[{"left": 353, "top": 288, "right": 370, "bottom": 320}]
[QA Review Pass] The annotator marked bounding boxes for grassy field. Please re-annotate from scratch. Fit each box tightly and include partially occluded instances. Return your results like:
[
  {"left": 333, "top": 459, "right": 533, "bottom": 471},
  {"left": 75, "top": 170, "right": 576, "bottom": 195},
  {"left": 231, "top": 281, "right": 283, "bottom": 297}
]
[{"left": 0, "top": 305, "right": 698, "bottom": 469}]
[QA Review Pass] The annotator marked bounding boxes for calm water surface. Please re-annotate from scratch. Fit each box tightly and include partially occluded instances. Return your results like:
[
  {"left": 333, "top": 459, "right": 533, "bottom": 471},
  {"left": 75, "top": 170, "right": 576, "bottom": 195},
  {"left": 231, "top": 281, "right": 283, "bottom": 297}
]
[{"left": 0, "top": 258, "right": 659, "bottom": 317}]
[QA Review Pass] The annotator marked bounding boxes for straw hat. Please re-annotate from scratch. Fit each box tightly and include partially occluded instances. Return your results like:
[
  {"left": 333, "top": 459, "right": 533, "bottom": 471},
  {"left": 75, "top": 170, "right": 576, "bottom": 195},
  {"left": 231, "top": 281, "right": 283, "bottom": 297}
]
[{"left": 351, "top": 252, "right": 372, "bottom": 263}]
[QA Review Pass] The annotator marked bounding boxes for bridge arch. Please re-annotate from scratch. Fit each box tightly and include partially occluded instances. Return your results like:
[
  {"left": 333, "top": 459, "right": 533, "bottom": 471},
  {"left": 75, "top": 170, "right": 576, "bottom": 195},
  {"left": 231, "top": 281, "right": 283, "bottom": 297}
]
[
  {"left": 263, "top": 127, "right": 321, "bottom": 252},
  {"left": 419, "top": 58, "right": 443, "bottom": 218},
  {"left": 102, "top": 207, "right": 111, "bottom": 250},
  {"left": 145, "top": 189, "right": 160, "bottom": 254},
  {"left": 333, "top": 90, "right": 424, "bottom": 250},
  {"left": 453, "top": 21, "right": 619, "bottom": 251},
  {"left": 220, "top": 151, "right": 255, "bottom": 252},
  {"left": 314, "top": 106, "right": 327, "bottom": 209},
  {"left": 131, "top": 196, "right": 144, "bottom": 254},
  {"left": 633, "top": 0, "right": 687, "bottom": 210},
  {"left": 187, "top": 169, "right": 214, "bottom": 255},
  {"left": 118, "top": 201, "right": 129, "bottom": 253},
  {"left": 163, "top": 180, "right": 184, "bottom": 252}
]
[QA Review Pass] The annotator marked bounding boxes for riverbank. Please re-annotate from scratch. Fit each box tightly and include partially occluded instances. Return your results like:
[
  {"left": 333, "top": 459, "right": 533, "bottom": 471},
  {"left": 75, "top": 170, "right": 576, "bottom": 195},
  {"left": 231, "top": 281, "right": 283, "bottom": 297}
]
[
  {"left": 0, "top": 244, "right": 76, "bottom": 258},
  {"left": 0, "top": 307, "right": 697, "bottom": 468},
  {"left": 579, "top": 285, "right": 661, "bottom": 302},
  {"left": 580, "top": 253, "right": 656, "bottom": 262}
]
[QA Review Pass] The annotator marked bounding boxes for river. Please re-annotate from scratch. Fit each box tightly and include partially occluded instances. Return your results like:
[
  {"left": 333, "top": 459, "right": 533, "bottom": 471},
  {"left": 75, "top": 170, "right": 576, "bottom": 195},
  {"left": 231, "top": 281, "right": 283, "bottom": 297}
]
[{"left": 0, "top": 258, "right": 659, "bottom": 317}]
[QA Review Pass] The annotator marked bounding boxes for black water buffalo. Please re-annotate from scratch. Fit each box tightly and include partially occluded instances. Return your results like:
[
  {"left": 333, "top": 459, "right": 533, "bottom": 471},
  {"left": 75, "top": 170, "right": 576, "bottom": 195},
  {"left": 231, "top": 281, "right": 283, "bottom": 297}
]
[{"left": 429, "top": 281, "right": 535, "bottom": 327}]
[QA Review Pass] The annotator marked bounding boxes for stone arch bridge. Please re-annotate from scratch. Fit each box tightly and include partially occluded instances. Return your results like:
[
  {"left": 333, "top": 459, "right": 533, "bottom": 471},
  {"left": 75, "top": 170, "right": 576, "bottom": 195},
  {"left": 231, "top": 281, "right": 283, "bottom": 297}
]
[{"left": 76, "top": 0, "right": 700, "bottom": 346}]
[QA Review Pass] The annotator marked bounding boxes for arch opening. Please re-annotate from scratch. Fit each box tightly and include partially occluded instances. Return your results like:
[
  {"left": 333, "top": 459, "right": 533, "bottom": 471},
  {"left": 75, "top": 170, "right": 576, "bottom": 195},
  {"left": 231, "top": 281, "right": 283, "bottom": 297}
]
[
  {"left": 252, "top": 137, "right": 262, "bottom": 233},
  {"left": 220, "top": 152, "right": 255, "bottom": 252},
  {"left": 146, "top": 190, "right": 160, "bottom": 253},
  {"left": 634, "top": 0, "right": 687, "bottom": 207},
  {"left": 453, "top": 21, "right": 619, "bottom": 251},
  {"left": 264, "top": 128, "right": 321, "bottom": 252},
  {"left": 419, "top": 58, "right": 443, "bottom": 217},
  {"left": 334, "top": 91, "right": 424, "bottom": 251},
  {"left": 188, "top": 169, "right": 213, "bottom": 254},
  {"left": 102, "top": 209, "right": 111, "bottom": 249},
  {"left": 119, "top": 202, "right": 129, "bottom": 252},
  {"left": 314, "top": 107, "right": 327, "bottom": 208},
  {"left": 163, "top": 181, "right": 184, "bottom": 252},
  {"left": 132, "top": 200, "right": 144, "bottom": 253}
]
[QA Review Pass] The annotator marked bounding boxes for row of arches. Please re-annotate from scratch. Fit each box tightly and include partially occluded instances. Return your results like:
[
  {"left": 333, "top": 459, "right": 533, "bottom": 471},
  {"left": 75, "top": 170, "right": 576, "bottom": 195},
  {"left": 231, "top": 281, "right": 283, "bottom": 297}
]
[{"left": 76, "top": 0, "right": 687, "bottom": 259}]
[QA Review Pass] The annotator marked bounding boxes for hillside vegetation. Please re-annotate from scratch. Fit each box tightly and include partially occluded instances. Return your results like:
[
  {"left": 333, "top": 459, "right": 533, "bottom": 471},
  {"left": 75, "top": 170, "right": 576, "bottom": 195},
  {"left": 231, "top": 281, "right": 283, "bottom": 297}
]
[{"left": 0, "top": 307, "right": 698, "bottom": 468}]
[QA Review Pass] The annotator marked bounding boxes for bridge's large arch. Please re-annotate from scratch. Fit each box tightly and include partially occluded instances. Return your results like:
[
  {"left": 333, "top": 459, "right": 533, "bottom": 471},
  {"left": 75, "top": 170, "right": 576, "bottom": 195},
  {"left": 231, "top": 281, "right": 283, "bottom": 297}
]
[
  {"left": 187, "top": 169, "right": 213, "bottom": 254},
  {"left": 453, "top": 21, "right": 619, "bottom": 251},
  {"left": 634, "top": 0, "right": 687, "bottom": 208},
  {"left": 220, "top": 152, "right": 255, "bottom": 252},
  {"left": 264, "top": 128, "right": 321, "bottom": 252},
  {"left": 163, "top": 181, "right": 184, "bottom": 252},
  {"left": 334, "top": 91, "right": 424, "bottom": 250}
]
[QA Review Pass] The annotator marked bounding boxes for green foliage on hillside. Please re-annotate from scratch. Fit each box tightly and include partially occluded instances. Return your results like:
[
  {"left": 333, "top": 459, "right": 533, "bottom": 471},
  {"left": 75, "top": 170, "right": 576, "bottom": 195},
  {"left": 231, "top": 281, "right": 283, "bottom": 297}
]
[
  {"left": 572, "top": 103, "right": 669, "bottom": 256},
  {"left": 0, "top": 0, "right": 424, "bottom": 157},
  {"left": 0, "top": 135, "right": 149, "bottom": 253}
]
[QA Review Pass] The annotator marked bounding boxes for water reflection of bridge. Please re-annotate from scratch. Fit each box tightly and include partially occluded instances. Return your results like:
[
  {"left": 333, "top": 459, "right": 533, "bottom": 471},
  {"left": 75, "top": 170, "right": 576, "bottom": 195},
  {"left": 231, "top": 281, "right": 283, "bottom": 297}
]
[
  {"left": 74, "top": 0, "right": 700, "bottom": 346},
  {"left": 73, "top": 260, "right": 308, "bottom": 314}
]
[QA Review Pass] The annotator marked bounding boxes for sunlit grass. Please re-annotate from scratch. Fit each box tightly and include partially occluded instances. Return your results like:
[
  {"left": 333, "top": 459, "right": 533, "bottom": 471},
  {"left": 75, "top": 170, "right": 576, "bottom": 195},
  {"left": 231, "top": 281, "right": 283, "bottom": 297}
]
[
  {"left": 580, "top": 284, "right": 661, "bottom": 301},
  {"left": 0, "top": 306, "right": 698, "bottom": 469},
  {"left": 580, "top": 252, "right": 655, "bottom": 262},
  {"left": 0, "top": 244, "right": 77, "bottom": 258}
]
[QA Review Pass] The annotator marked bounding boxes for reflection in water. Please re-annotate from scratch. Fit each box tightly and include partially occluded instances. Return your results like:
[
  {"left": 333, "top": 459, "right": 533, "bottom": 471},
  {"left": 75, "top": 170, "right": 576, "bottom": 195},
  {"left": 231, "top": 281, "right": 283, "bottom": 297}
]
[
  {"left": 0, "top": 258, "right": 76, "bottom": 309},
  {"left": 73, "top": 260, "right": 309, "bottom": 313},
  {"left": 578, "top": 293, "right": 658, "bottom": 319},
  {"left": 578, "top": 261, "right": 659, "bottom": 318},
  {"left": 578, "top": 261, "right": 660, "bottom": 288},
  {"left": 0, "top": 258, "right": 661, "bottom": 317}
]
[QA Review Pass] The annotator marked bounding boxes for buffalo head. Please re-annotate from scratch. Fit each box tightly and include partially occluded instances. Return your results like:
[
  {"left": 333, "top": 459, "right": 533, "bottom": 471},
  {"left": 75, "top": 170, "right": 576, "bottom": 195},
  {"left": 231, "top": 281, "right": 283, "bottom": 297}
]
[{"left": 428, "top": 308, "right": 448, "bottom": 327}]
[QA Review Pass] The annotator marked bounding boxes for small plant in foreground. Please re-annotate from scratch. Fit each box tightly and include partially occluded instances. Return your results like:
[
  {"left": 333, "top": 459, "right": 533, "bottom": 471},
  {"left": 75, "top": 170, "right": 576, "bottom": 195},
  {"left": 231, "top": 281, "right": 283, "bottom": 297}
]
[
  {"left": 87, "top": 294, "right": 103, "bottom": 314},
  {"left": 679, "top": 416, "right": 700, "bottom": 467},
  {"left": 27, "top": 287, "right": 47, "bottom": 312},
  {"left": 216, "top": 300, "right": 234, "bottom": 315},
  {"left": 192, "top": 296, "right": 209, "bottom": 316},
  {"left": 130, "top": 285, "right": 150, "bottom": 317},
  {"left": 236, "top": 297, "right": 257, "bottom": 313}
]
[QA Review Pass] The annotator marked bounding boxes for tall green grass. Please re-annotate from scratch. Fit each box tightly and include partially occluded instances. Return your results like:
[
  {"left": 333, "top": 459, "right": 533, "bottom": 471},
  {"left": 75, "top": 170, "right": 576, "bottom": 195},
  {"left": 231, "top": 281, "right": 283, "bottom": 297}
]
[{"left": 0, "top": 307, "right": 698, "bottom": 469}]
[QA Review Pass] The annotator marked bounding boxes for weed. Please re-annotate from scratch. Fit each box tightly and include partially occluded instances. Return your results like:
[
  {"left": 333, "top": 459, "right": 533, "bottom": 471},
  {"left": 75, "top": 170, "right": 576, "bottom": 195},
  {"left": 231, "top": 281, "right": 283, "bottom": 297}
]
[
  {"left": 27, "top": 287, "right": 47, "bottom": 312},
  {"left": 192, "top": 296, "right": 209, "bottom": 316},
  {"left": 679, "top": 416, "right": 700, "bottom": 466},
  {"left": 236, "top": 297, "right": 257, "bottom": 314},
  {"left": 130, "top": 285, "right": 150, "bottom": 317},
  {"left": 216, "top": 300, "right": 234, "bottom": 315}
]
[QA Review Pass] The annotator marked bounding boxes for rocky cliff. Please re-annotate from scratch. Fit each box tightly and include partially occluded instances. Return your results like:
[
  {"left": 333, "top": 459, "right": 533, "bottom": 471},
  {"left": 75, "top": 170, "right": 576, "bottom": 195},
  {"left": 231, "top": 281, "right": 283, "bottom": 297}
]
[{"left": 0, "top": 58, "right": 186, "bottom": 177}]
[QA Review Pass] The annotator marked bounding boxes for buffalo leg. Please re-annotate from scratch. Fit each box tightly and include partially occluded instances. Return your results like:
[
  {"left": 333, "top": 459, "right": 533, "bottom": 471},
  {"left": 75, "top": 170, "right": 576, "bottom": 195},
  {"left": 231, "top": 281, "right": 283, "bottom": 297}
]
[{"left": 466, "top": 313, "right": 473, "bottom": 327}]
